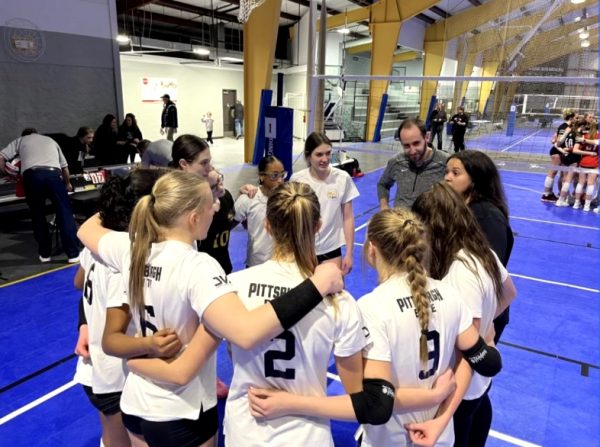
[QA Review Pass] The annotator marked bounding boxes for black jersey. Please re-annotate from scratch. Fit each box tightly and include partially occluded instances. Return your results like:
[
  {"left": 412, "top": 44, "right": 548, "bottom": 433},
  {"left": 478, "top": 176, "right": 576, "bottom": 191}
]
[{"left": 198, "top": 189, "right": 235, "bottom": 274}]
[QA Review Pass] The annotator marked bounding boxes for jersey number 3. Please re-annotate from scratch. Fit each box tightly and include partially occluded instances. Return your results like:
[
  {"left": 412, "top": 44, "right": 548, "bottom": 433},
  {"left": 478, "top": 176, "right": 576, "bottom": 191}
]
[
  {"left": 418, "top": 330, "right": 440, "bottom": 380},
  {"left": 264, "top": 330, "right": 296, "bottom": 380}
]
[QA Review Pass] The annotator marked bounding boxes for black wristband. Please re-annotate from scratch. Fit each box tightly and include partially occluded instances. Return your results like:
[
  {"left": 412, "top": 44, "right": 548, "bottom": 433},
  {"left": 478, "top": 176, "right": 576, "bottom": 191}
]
[
  {"left": 78, "top": 297, "right": 87, "bottom": 330},
  {"left": 269, "top": 278, "right": 322, "bottom": 330}
]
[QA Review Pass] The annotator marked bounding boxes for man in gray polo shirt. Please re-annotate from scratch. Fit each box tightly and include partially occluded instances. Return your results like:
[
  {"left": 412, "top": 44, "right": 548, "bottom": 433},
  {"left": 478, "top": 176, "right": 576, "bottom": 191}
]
[
  {"left": 378, "top": 118, "right": 448, "bottom": 209},
  {"left": 0, "top": 128, "right": 80, "bottom": 263}
]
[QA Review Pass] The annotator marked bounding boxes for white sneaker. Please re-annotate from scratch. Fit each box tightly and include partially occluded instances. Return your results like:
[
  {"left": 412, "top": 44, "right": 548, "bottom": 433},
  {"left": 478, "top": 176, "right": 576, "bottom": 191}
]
[
  {"left": 555, "top": 199, "right": 569, "bottom": 207},
  {"left": 583, "top": 204, "right": 591, "bottom": 212},
  {"left": 594, "top": 207, "right": 599, "bottom": 214},
  {"left": 572, "top": 201, "right": 581, "bottom": 209},
  {"left": 68, "top": 255, "right": 80, "bottom": 264},
  {"left": 39, "top": 256, "right": 52, "bottom": 263}
]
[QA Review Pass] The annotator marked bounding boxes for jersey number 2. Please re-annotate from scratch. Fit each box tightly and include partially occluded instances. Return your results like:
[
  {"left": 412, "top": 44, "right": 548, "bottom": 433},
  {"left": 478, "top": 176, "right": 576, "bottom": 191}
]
[
  {"left": 418, "top": 330, "right": 440, "bottom": 380},
  {"left": 264, "top": 330, "right": 296, "bottom": 379}
]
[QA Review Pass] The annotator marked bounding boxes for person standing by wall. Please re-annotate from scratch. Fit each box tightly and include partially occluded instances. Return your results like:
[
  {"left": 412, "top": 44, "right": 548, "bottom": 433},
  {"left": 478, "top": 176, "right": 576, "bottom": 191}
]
[
  {"left": 429, "top": 102, "right": 447, "bottom": 151},
  {"left": 201, "top": 112, "right": 214, "bottom": 145},
  {"left": 160, "top": 94, "right": 178, "bottom": 141},
  {"left": 450, "top": 106, "right": 469, "bottom": 153},
  {"left": 233, "top": 100, "right": 244, "bottom": 139},
  {"left": 0, "top": 128, "right": 80, "bottom": 263}
]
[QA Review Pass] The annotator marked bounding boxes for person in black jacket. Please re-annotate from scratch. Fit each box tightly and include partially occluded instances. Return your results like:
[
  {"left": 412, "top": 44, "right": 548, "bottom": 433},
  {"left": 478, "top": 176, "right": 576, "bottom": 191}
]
[
  {"left": 160, "top": 94, "right": 178, "bottom": 141},
  {"left": 444, "top": 150, "right": 514, "bottom": 343},
  {"left": 93, "top": 114, "right": 119, "bottom": 165},
  {"left": 450, "top": 106, "right": 469, "bottom": 152},
  {"left": 117, "top": 113, "right": 143, "bottom": 163},
  {"left": 428, "top": 101, "right": 447, "bottom": 151}
]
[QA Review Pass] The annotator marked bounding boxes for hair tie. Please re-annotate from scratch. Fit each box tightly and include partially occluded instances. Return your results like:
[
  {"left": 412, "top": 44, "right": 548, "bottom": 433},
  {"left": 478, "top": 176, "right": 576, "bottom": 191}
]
[
  {"left": 402, "top": 219, "right": 414, "bottom": 229},
  {"left": 421, "top": 329, "right": 428, "bottom": 336}
]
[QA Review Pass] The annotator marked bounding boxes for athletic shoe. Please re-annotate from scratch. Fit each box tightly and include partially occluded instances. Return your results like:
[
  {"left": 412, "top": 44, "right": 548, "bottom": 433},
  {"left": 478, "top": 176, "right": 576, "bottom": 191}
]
[
  {"left": 594, "top": 207, "right": 599, "bottom": 214},
  {"left": 572, "top": 201, "right": 581, "bottom": 210},
  {"left": 583, "top": 204, "right": 591, "bottom": 212},
  {"left": 39, "top": 256, "right": 52, "bottom": 263},
  {"left": 541, "top": 193, "right": 558, "bottom": 202},
  {"left": 68, "top": 255, "right": 80, "bottom": 264},
  {"left": 555, "top": 199, "right": 569, "bottom": 207},
  {"left": 216, "top": 378, "right": 229, "bottom": 399}
]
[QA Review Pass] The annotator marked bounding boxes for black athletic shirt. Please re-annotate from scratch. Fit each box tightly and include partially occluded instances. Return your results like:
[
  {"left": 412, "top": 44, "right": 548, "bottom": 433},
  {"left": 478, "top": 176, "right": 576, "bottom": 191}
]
[{"left": 198, "top": 189, "right": 235, "bottom": 274}]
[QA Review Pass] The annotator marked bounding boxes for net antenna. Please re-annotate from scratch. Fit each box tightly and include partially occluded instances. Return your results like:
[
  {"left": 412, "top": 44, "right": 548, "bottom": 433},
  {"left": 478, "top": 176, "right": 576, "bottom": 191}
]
[{"left": 238, "top": 0, "right": 266, "bottom": 23}]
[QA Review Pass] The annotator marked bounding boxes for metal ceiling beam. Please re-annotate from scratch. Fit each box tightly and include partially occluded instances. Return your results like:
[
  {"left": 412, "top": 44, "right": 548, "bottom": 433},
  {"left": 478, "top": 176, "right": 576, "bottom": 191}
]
[
  {"left": 219, "top": 0, "right": 300, "bottom": 21},
  {"left": 117, "top": 0, "right": 157, "bottom": 15},
  {"left": 519, "top": 34, "right": 598, "bottom": 72},
  {"left": 429, "top": 6, "right": 451, "bottom": 18},
  {"left": 426, "top": 0, "right": 536, "bottom": 42},
  {"left": 126, "top": 9, "right": 210, "bottom": 29},
  {"left": 288, "top": 0, "right": 339, "bottom": 16},
  {"left": 416, "top": 13, "right": 435, "bottom": 25},
  {"left": 154, "top": 0, "right": 239, "bottom": 23},
  {"left": 467, "top": 1, "right": 598, "bottom": 55}
]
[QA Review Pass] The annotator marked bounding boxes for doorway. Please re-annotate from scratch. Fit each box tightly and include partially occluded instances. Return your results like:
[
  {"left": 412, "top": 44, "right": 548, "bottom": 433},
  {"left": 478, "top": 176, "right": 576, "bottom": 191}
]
[{"left": 222, "top": 89, "right": 237, "bottom": 137}]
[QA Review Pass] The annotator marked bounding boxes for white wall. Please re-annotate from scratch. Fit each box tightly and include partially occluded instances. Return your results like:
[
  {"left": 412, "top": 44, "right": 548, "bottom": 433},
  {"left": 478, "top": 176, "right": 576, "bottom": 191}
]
[
  {"left": 398, "top": 19, "right": 426, "bottom": 51},
  {"left": 3, "top": 0, "right": 114, "bottom": 39},
  {"left": 120, "top": 55, "right": 244, "bottom": 141}
]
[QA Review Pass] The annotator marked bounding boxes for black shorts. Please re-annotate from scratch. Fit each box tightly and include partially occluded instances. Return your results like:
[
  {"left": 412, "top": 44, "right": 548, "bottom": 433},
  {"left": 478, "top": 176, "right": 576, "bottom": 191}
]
[
  {"left": 122, "top": 405, "right": 218, "bottom": 447},
  {"left": 549, "top": 146, "right": 562, "bottom": 157},
  {"left": 82, "top": 385, "right": 122, "bottom": 416},
  {"left": 317, "top": 247, "right": 342, "bottom": 264},
  {"left": 562, "top": 153, "right": 582, "bottom": 166}
]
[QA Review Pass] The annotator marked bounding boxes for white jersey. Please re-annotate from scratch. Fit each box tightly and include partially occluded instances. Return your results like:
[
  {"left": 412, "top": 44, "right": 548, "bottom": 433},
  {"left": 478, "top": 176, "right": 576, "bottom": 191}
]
[
  {"left": 234, "top": 188, "right": 273, "bottom": 266},
  {"left": 98, "top": 231, "right": 236, "bottom": 421},
  {"left": 290, "top": 168, "right": 359, "bottom": 255},
  {"left": 224, "top": 260, "right": 368, "bottom": 447},
  {"left": 443, "top": 249, "right": 508, "bottom": 400},
  {"left": 73, "top": 248, "right": 130, "bottom": 393},
  {"left": 358, "top": 274, "right": 473, "bottom": 447}
]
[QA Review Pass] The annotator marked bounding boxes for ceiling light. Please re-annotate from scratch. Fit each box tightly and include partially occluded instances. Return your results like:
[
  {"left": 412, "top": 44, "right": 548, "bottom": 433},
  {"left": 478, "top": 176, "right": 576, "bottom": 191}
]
[
  {"left": 579, "top": 30, "right": 589, "bottom": 39},
  {"left": 116, "top": 34, "right": 130, "bottom": 44},
  {"left": 337, "top": 28, "right": 351, "bottom": 34},
  {"left": 571, "top": 0, "right": 585, "bottom": 4},
  {"left": 581, "top": 39, "right": 590, "bottom": 47},
  {"left": 193, "top": 48, "right": 210, "bottom": 55},
  {"left": 220, "top": 56, "right": 243, "bottom": 63}
]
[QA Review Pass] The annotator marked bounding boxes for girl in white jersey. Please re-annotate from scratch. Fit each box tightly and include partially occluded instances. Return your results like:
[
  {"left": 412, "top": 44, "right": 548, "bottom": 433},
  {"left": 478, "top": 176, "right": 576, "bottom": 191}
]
[
  {"left": 247, "top": 208, "right": 504, "bottom": 446},
  {"left": 72, "top": 169, "right": 170, "bottom": 447},
  {"left": 77, "top": 170, "right": 343, "bottom": 447},
  {"left": 412, "top": 182, "right": 516, "bottom": 447},
  {"left": 127, "top": 181, "right": 371, "bottom": 446},
  {"left": 290, "top": 132, "right": 359, "bottom": 275},
  {"left": 233, "top": 155, "right": 285, "bottom": 267}
]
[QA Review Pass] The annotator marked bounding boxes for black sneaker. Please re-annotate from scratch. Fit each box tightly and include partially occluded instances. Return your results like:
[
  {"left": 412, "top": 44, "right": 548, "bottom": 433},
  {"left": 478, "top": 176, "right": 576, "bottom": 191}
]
[{"left": 541, "top": 193, "right": 559, "bottom": 202}]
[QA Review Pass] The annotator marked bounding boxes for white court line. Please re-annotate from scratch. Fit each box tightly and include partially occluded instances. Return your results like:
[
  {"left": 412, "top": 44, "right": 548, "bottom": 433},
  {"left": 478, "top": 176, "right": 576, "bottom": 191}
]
[
  {"left": 511, "top": 273, "right": 599, "bottom": 293},
  {"left": 501, "top": 128, "right": 545, "bottom": 152},
  {"left": 489, "top": 430, "right": 543, "bottom": 447},
  {"left": 326, "top": 372, "right": 341, "bottom": 382},
  {"left": 354, "top": 242, "right": 364, "bottom": 246},
  {"left": 327, "top": 372, "right": 541, "bottom": 447},
  {"left": 355, "top": 221, "right": 369, "bottom": 232},
  {"left": 511, "top": 215, "right": 599, "bottom": 231},
  {"left": 0, "top": 380, "right": 78, "bottom": 425},
  {"left": 503, "top": 183, "right": 542, "bottom": 194}
]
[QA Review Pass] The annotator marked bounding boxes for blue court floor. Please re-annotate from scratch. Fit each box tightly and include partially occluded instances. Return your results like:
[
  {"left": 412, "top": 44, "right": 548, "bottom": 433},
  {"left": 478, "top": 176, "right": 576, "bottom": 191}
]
[{"left": 0, "top": 165, "right": 598, "bottom": 446}]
